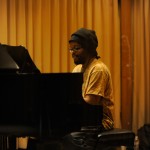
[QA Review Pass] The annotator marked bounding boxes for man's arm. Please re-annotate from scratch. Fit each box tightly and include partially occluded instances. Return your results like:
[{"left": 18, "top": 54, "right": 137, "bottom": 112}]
[{"left": 84, "top": 94, "right": 113, "bottom": 106}]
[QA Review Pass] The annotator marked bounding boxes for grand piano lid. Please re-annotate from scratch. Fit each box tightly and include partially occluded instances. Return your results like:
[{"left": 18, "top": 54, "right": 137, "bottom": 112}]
[{"left": 0, "top": 45, "right": 19, "bottom": 70}]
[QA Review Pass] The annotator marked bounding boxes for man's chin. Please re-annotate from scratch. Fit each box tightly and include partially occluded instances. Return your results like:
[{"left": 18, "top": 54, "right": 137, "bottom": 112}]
[
  {"left": 74, "top": 60, "right": 83, "bottom": 65},
  {"left": 74, "top": 60, "right": 80, "bottom": 65}
]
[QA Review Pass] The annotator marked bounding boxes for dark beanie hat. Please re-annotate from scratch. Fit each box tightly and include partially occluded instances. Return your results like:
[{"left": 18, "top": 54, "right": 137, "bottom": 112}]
[
  {"left": 69, "top": 28, "right": 98, "bottom": 51},
  {"left": 69, "top": 28, "right": 99, "bottom": 58}
]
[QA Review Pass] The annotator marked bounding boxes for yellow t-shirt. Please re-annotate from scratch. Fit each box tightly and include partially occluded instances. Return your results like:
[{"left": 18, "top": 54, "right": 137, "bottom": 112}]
[{"left": 73, "top": 58, "right": 114, "bottom": 130}]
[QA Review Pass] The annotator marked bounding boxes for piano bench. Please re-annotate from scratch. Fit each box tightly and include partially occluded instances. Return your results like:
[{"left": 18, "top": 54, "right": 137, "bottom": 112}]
[
  {"left": 62, "top": 128, "right": 135, "bottom": 150},
  {"left": 96, "top": 128, "right": 135, "bottom": 150}
]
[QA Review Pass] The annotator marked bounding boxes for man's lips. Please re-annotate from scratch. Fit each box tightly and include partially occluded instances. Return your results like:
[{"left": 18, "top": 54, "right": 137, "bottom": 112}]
[
  {"left": 72, "top": 55, "right": 79, "bottom": 62},
  {"left": 73, "top": 55, "right": 77, "bottom": 58}
]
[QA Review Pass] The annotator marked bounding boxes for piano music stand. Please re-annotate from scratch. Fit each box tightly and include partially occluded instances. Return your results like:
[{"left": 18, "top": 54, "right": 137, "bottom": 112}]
[
  {"left": 0, "top": 43, "right": 40, "bottom": 73},
  {"left": 0, "top": 44, "right": 19, "bottom": 73}
]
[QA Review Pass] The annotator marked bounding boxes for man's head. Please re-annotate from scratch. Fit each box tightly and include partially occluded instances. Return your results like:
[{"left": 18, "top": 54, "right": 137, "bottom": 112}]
[{"left": 69, "top": 28, "right": 99, "bottom": 65}]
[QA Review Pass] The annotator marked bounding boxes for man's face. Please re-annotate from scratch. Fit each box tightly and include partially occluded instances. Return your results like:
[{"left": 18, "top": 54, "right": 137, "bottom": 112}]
[{"left": 69, "top": 41, "right": 89, "bottom": 65}]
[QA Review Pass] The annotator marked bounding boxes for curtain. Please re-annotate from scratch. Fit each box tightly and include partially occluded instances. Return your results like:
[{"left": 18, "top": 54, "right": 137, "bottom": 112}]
[
  {"left": 0, "top": 0, "right": 121, "bottom": 128},
  {"left": 132, "top": 0, "right": 150, "bottom": 133}
]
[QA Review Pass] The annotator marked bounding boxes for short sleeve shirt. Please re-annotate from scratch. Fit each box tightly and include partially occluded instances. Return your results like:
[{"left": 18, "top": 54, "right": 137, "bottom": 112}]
[{"left": 73, "top": 58, "right": 114, "bottom": 130}]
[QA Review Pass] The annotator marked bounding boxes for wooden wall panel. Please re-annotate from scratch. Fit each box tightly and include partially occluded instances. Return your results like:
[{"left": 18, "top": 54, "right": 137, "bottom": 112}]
[{"left": 120, "top": 0, "right": 133, "bottom": 130}]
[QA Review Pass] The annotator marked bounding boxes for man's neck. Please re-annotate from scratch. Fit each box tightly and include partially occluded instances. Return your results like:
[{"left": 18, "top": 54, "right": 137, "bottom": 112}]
[{"left": 82, "top": 57, "right": 95, "bottom": 72}]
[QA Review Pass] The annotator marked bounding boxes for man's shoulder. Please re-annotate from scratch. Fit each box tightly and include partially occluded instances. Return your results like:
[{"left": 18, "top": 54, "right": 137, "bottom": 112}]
[
  {"left": 72, "top": 64, "right": 82, "bottom": 72},
  {"left": 91, "top": 59, "right": 111, "bottom": 74},
  {"left": 91, "top": 59, "right": 106, "bottom": 69}
]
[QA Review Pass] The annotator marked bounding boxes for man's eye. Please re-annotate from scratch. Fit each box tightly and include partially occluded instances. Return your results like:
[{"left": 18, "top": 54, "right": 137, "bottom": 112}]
[{"left": 69, "top": 47, "right": 82, "bottom": 51}]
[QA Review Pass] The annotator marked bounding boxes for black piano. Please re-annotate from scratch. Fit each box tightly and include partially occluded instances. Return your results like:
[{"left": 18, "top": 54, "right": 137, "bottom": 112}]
[
  {"left": 0, "top": 44, "right": 84, "bottom": 138},
  {"left": 0, "top": 72, "right": 84, "bottom": 137},
  {"left": 0, "top": 44, "right": 102, "bottom": 149}
]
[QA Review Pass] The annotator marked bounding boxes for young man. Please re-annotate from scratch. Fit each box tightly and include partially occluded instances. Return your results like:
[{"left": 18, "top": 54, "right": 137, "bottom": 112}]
[{"left": 69, "top": 28, "right": 114, "bottom": 131}]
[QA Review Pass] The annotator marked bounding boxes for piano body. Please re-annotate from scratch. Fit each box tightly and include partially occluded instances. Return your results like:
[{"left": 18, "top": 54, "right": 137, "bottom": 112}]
[
  {"left": 0, "top": 44, "right": 102, "bottom": 143},
  {"left": 0, "top": 44, "right": 84, "bottom": 139},
  {"left": 0, "top": 72, "right": 83, "bottom": 139}
]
